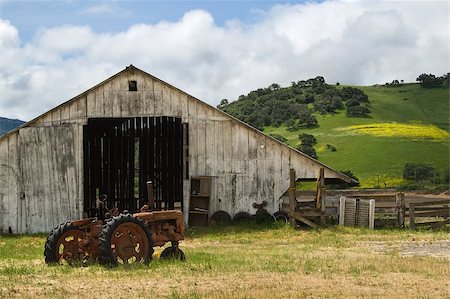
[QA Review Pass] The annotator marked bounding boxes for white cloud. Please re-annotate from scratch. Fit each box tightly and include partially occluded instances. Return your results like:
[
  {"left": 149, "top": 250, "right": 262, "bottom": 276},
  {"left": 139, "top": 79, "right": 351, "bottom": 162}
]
[
  {"left": 0, "top": 1, "right": 448, "bottom": 120},
  {"left": 81, "top": 3, "right": 125, "bottom": 15},
  {"left": 84, "top": 3, "right": 113, "bottom": 14},
  {"left": 0, "top": 19, "right": 19, "bottom": 48}
]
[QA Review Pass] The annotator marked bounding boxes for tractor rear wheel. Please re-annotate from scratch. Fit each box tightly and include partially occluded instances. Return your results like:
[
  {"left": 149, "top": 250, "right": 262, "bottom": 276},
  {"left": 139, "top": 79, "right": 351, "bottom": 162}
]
[
  {"left": 160, "top": 246, "right": 186, "bottom": 261},
  {"left": 99, "top": 213, "right": 153, "bottom": 266},
  {"left": 44, "top": 222, "right": 85, "bottom": 265}
]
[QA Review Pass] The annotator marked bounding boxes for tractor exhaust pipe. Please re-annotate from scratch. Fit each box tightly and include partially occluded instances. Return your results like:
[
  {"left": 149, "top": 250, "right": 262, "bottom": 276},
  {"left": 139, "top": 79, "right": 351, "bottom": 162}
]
[{"left": 147, "top": 181, "right": 155, "bottom": 211}]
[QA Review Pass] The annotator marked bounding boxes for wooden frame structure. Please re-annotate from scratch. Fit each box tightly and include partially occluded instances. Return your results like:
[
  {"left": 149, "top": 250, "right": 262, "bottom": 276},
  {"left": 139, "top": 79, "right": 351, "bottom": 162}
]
[{"left": 287, "top": 168, "right": 326, "bottom": 229}]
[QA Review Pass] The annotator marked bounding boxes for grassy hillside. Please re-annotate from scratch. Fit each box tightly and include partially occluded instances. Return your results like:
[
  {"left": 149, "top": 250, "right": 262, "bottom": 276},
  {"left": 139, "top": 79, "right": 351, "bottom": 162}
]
[{"left": 261, "top": 84, "right": 449, "bottom": 188}]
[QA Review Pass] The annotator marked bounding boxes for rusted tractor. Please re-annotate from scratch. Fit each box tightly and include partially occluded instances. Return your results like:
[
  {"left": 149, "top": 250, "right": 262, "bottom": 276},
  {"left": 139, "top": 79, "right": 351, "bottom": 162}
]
[{"left": 44, "top": 182, "right": 185, "bottom": 265}]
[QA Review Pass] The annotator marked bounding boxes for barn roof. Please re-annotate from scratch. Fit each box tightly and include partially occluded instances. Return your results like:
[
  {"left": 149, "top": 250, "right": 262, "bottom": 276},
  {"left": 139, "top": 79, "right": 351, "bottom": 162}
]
[{"left": 1, "top": 65, "right": 356, "bottom": 184}]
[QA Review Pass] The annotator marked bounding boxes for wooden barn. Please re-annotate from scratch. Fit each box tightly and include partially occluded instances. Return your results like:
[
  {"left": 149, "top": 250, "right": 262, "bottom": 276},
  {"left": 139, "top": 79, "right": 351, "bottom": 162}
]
[{"left": 0, "top": 65, "right": 351, "bottom": 233}]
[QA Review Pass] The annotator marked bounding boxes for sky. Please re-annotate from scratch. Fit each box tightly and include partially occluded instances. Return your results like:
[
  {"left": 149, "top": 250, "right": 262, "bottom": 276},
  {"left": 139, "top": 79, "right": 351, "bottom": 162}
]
[{"left": 0, "top": 0, "right": 448, "bottom": 121}]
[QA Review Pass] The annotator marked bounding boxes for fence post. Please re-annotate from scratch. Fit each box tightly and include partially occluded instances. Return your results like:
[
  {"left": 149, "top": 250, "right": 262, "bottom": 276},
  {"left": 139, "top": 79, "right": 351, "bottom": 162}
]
[
  {"left": 339, "top": 196, "right": 346, "bottom": 226},
  {"left": 319, "top": 168, "right": 326, "bottom": 226},
  {"left": 409, "top": 202, "right": 415, "bottom": 229},
  {"left": 396, "top": 192, "right": 405, "bottom": 228},
  {"left": 289, "top": 169, "right": 296, "bottom": 227},
  {"left": 369, "top": 199, "right": 375, "bottom": 229}
]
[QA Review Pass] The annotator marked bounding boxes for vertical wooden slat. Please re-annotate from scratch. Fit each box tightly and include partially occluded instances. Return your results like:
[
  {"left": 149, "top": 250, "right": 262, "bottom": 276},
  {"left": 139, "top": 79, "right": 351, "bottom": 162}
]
[
  {"left": 0, "top": 134, "right": 9, "bottom": 232},
  {"left": 319, "top": 167, "right": 326, "bottom": 225},
  {"left": 103, "top": 80, "right": 113, "bottom": 117},
  {"left": 396, "top": 192, "right": 405, "bottom": 228},
  {"left": 86, "top": 91, "right": 96, "bottom": 117},
  {"left": 289, "top": 168, "right": 296, "bottom": 227},
  {"left": 409, "top": 202, "right": 415, "bottom": 229}
]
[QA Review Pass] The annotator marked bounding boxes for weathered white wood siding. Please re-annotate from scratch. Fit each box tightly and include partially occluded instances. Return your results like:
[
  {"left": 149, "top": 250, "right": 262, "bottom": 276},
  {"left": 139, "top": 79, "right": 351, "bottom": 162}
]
[
  {"left": 0, "top": 66, "right": 348, "bottom": 233},
  {"left": 0, "top": 133, "right": 21, "bottom": 233}
]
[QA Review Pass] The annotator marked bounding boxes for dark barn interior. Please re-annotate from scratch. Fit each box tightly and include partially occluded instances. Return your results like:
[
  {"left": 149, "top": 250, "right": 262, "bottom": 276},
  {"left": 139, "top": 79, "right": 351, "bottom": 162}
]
[{"left": 83, "top": 117, "right": 184, "bottom": 216}]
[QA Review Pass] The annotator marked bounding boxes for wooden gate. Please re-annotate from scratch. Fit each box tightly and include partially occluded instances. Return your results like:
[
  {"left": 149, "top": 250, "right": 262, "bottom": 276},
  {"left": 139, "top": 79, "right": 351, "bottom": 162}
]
[{"left": 83, "top": 117, "right": 183, "bottom": 216}]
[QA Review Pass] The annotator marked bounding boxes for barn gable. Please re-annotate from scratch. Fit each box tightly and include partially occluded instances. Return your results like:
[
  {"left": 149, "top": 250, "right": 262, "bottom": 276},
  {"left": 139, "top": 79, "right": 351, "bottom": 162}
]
[{"left": 0, "top": 65, "right": 352, "bottom": 233}]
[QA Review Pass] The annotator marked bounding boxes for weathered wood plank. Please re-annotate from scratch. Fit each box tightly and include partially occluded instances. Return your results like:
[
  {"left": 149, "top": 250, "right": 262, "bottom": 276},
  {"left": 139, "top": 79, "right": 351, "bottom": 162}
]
[
  {"left": 238, "top": 125, "right": 250, "bottom": 212},
  {"left": 111, "top": 77, "right": 122, "bottom": 117},
  {"left": 75, "top": 124, "right": 84, "bottom": 218},
  {"left": 181, "top": 93, "right": 189, "bottom": 122},
  {"left": 41, "top": 113, "right": 53, "bottom": 125},
  {"left": 69, "top": 100, "right": 79, "bottom": 120},
  {"left": 39, "top": 126, "right": 52, "bottom": 231},
  {"left": 51, "top": 109, "right": 61, "bottom": 125},
  {"left": 205, "top": 120, "right": 215, "bottom": 176},
  {"left": 119, "top": 74, "right": 131, "bottom": 116},
  {"left": 19, "top": 128, "right": 35, "bottom": 232},
  {"left": 288, "top": 210, "right": 321, "bottom": 229},
  {"left": 273, "top": 146, "right": 282, "bottom": 213},
  {"left": 9, "top": 134, "right": 21, "bottom": 233},
  {"left": 189, "top": 121, "right": 198, "bottom": 177},
  {"left": 171, "top": 89, "right": 182, "bottom": 117},
  {"left": 256, "top": 133, "right": 266, "bottom": 203},
  {"left": 247, "top": 130, "right": 258, "bottom": 208},
  {"left": 196, "top": 119, "right": 206, "bottom": 175},
  {"left": 79, "top": 95, "right": 87, "bottom": 118},
  {"left": 103, "top": 79, "right": 113, "bottom": 117},
  {"left": 60, "top": 104, "right": 70, "bottom": 122},
  {"left": 142, "top": 76, "right": 155, "bottom": 116},
  {"left": 264, "top": 139, "right": 275, "bottom": 214},
  {"left": 86, "top": 90, "right": 96, "bottom": 117},
  {"left": 153, "top": 80, "right": 164, "bottom": 116},
  {"left": 95, "top": 82, "right": 105, "bottom": 116},
  {"left": 162, "top": 84, "right": 172, "bottom": 116},
  {"left": 0, "top": 136, "right": 9, "bottom": 233}
]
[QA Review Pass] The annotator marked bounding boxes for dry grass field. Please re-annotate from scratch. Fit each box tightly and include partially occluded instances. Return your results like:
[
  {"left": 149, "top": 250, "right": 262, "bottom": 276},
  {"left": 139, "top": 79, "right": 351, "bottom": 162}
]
[{"left": 0, "top": 224, "right": 449, "bottom": 298}]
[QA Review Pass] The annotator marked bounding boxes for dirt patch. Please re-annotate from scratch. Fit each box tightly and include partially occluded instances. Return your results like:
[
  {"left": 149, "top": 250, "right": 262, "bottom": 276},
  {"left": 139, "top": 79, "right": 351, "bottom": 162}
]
[{"left": 364, "top": 240, "right": 450, "bottom": 259}]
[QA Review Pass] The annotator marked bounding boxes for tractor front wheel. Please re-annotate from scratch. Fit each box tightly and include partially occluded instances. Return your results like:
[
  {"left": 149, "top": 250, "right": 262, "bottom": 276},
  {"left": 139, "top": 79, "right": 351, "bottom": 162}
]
[{"left": 160, "top": 246, "right": 186, "bottom": 261}]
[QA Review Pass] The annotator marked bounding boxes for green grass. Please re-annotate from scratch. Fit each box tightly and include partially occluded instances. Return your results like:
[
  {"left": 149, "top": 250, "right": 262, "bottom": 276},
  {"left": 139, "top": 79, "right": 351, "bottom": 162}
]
[
  {"left": 265, "top": 85, "right": 449, "bottom": 188},
  {"left": 0, "top": 225, "right": 449, "bottom": 298}
]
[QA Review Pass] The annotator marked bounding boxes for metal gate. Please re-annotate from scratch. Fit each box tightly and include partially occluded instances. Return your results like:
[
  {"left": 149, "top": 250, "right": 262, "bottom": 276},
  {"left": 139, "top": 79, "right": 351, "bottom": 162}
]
[{"left": 83, "top": 117, "right": 183, "bottom": 216}]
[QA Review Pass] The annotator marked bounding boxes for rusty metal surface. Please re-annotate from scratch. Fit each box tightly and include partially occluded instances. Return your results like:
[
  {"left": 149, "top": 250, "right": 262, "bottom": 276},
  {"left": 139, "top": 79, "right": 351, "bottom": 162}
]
[
  {"left": 56, "top": 229, "right": 86, "bottom": 264},
  {"left": 110, "top": 222, "right": 151, "bottom": 265}
]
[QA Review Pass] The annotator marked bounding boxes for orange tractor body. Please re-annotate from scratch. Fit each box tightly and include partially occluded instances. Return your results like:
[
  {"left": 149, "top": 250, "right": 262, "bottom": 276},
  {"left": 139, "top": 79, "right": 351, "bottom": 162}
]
[{"left": 44, "top": 182, "right": 185, "bottom": 265}]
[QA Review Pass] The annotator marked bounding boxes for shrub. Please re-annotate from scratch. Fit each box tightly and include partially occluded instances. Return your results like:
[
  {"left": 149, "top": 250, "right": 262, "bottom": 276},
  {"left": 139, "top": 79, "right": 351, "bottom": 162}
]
[
  {"left": 299, "top": 133, "right": 317, "bottom": 146},
  {"left": 403, "top": 163, "right": 439, "bottom": 183},
  {"left": 346, "top": 105, "right": 371, "bottom": 117},
  {"left": 416, "top": 73, "right": 446, "bottom": 88},
  {"left": 326, "top": 144, "right": 337, "bottom": 152},
  {"left": 442, "top": 167, "right": 449, "bottom": 184},
  {"left": 297, "top": 144, "right": 318, "bottom": 159}
]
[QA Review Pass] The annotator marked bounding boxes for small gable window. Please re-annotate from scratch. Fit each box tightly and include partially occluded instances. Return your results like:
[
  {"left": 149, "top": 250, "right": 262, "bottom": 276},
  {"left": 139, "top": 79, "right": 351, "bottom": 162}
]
[{"left": 129, "top": 80, "right": 137, "bottom": 91}]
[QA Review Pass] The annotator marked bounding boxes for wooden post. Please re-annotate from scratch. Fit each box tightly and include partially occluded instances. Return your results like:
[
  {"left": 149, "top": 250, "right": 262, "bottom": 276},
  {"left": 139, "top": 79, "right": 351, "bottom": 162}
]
[
  {"left": 289, "top": 168, "right": 296, "bottom": 227},
  {"left": 339, "top": 196, "right": 346, "bottom": 225},
  {"left": 369, "top": 199, "right": 375, "bottom": 229},
  {"left": 409, "top": 202, "right": 415, "bottom": 229},
  {"left": 319, "top": 168, "right": 326, "bottom": 226},
  {"left": 396, "top": 192, "right": 405, "bottom": 228}
]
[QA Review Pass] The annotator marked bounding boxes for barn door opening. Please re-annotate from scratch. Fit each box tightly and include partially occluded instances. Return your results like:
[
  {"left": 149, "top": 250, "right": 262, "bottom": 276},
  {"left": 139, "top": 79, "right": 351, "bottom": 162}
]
[{"left": 83, "top": 117, "right": 183, "bottom": 216}]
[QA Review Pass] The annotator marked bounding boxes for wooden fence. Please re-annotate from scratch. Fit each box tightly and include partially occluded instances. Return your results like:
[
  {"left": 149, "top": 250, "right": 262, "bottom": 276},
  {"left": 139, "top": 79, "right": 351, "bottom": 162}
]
[
  {"left": 408, "top": 199, "right": 450, "bottom": 229},
  {"left": 346, "top": 193, "right": 405, "bottom": 228}
]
